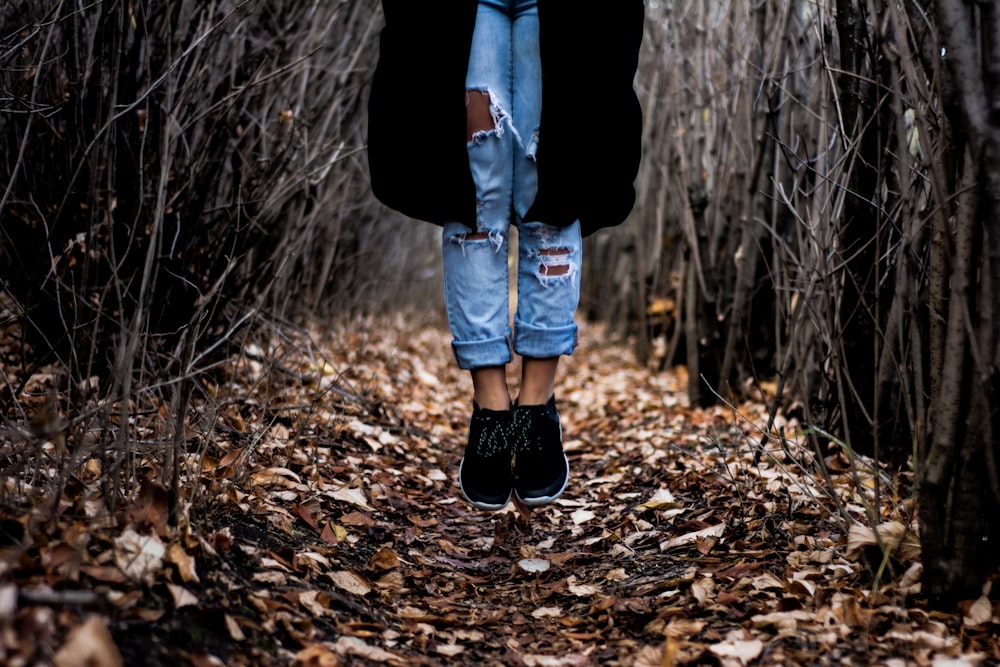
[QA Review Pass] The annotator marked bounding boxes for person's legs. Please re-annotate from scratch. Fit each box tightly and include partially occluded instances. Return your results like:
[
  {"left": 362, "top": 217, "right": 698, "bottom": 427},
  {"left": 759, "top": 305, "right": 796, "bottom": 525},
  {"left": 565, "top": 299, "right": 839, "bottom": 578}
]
[
  {"left": 513, "top": 221, "right": 582, "bottom": 398},
  {"left": 505, "top": 0, "right": 581, "bottom": 403},
  {"left": 506, "top": 0, "right": 579, "bottom": 505},
  {"left": 445, "top": 1, "right": 518, "bottom": 510},
  {"left": 442, "top": 0, "right": 515, "bottom": 400},
  {"left": 510, "top": 220, "right": 580, "bottom": 506}
]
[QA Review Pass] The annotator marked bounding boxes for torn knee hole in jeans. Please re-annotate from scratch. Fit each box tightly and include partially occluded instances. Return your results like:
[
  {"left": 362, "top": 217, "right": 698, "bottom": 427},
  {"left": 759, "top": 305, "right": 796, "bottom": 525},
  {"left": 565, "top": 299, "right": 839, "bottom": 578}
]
[
  {"left": 467, "top": 88, "right": 504, "bottom": 142},
  {"left": 449, "top": 228, "right": 505, "bottom": 254},
  {"left": 537, "top": 247, "right": 572, "bottom": 277}
]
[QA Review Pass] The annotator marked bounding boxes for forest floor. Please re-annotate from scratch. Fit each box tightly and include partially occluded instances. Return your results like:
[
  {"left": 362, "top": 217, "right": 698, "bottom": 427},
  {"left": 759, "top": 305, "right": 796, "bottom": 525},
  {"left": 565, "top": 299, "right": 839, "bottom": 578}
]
[{"left": 2, "top": 313, "right": 999, "bottom": 666}]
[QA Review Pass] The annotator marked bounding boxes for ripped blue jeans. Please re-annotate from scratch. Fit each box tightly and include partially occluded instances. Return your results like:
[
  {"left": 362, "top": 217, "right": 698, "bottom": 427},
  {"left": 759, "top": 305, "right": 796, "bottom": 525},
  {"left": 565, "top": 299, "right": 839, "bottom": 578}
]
[{"left": 443, "top": 0, "right": 583, "bottom": 370}]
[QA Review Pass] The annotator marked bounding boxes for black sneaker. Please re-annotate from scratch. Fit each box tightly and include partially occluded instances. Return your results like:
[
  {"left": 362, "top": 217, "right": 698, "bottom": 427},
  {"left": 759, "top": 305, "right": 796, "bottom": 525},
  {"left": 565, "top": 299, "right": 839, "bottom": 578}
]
[
  {"left": 511, "top": 396, "right": 569, "bottom": 506},
  {"left": 459, "top": 402, "right": 514, "bottom": 511}
]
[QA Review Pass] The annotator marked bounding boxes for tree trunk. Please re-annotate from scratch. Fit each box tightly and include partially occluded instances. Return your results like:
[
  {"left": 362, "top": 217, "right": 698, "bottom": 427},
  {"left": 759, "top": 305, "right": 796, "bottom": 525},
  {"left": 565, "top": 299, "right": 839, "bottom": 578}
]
[{"left": 918, "top": 0, "right": 1000, "bottom": 605}]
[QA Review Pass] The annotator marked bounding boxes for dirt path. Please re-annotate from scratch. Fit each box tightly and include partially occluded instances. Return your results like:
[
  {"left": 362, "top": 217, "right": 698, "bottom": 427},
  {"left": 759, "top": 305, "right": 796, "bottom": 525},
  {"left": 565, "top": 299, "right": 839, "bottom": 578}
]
[{"left": 3, "top": 317, "right": 995, "bottom": 666}]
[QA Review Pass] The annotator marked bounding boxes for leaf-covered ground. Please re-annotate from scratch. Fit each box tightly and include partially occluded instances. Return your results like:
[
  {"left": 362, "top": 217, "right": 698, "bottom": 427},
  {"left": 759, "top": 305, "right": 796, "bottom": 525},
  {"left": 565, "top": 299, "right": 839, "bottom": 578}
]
[{"left": 2, "top": 314, "right": 998, "bottom": 666}]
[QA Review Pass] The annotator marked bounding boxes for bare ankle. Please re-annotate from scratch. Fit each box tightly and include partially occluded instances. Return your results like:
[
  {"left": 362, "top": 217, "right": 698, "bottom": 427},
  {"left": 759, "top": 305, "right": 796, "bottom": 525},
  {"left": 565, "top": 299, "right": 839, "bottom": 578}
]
[{"left": 471, "top": 366, "right": 511, "bottom": 411}]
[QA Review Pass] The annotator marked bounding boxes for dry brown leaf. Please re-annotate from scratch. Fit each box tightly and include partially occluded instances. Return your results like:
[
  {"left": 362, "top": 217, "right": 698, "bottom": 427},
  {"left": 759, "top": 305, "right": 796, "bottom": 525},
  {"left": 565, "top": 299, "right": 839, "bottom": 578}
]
[
  {"left": 567, "top": 577, "right": 602, "bottom": 597},
  {"left": 298, "top": 590, "right": 331, "bottom": 617},
  {"left": 114, "top": 528, "right": 166, "bottom": 584},
  {"left": 690, "top": 577, "right": 715, "bottom": 605},
  {"left": 375, "top": 570, "right": 404, "bottom": 592},
  {"left": 332, "top": 636, "right": 403, "bottom": 664},
  {"left": 167, "top": 583, "right": 199, "bottom": 609},
  {"left": 898, "top": 562, "right": 923, "bottom": 595},
  {"left": 434, "top": 643, "right": 465, "bottom": 657},
  {"left": 369, "top": 546, "right": 400, "bottom": 572},
  {"left": 126, "top": 477, "right": 171, "bottom": 534},
  {"left": 189, "top": 653, "right": 226, "bottom": 667},
  {"left": 294, "top": 502, "right": 322, "bottom": 533},
  {"left": 694, "top": 534, "right": 719, "bottom": 554},
  {"left": 664, "top": 617, "right": 706, "bottom": 638},
  {"left": 294, "top": 645, "right": 341, "bottom": 667},
  {"left": 0, "top": 581, "right": 16, "bottom": 617},
  {"left": 325, "top": 486, "right": 374, "bottom": 511},
  {"left": 639, "top": 489, "right": 685, "bottom": 518},
  {"left": 708, "top": 632, "right": 764, "bottom": 666},
  {"left": 520, "top": 653, "right": 591, "bottom": 667},
  {"left": 844, "top": 521, "right": 921, "bottom": 561},
  {"left": 532, "top": 606, "right": 563, "bottom": 618},
  {"left": 329, "top": 570, "right": 372, "bottom": 597},
  {"left": 167, "top": 542, "right": 200, "bottom": 584},
  {"left": 340, "top": 511, "right": 376, "bottom": 527},
  {"left": 963, "top": 594, "right": 993, "bottom": 627},
  {"left": 750, "top": 571, "right": 785, "bottom": 591},
  {"left": 518, "top": 558, "right": 550, "bottom": 573},
  {"left": 252, "top": 570, "right": 288, "bottom": 585},
  {"left": 224, "top": 615, "right": 246, "bottom": 642},
  {"left": 631, "top": 644, "right": 666, "bottom": 667},
  {"left": 53, "top": 616, "right": 123, "bottom": 667},
  {"left": 297, "top": 551, "right": 332, "bottom": 572},
  {"left": 751, "top": 609, "right": 814, "bottom": 636},
  {"left": 320, "top": 522, "right": 342, "bottom": 546},
  {"left": 660, "top": 524, "right": 725, "bottom": 551},
  {"left": 252, "top": 467, "right": 304, "bottom": 489}
]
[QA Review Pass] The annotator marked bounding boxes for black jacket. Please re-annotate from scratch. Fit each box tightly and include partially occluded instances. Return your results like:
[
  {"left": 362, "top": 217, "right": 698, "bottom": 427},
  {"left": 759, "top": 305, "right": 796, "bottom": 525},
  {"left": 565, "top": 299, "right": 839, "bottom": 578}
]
[{"left": 368, "top": 1, "right": 644, "bottom": 237}]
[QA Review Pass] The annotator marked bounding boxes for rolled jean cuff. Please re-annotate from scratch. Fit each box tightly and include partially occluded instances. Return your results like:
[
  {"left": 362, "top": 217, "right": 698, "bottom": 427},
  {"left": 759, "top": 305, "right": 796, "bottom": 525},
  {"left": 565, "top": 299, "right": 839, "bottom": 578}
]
[
  {"left": 513, "top": 318, "right": 578, "bottom": 359},
  {"left": 452, "top": 335, "right": 513, "bottom": 370}
]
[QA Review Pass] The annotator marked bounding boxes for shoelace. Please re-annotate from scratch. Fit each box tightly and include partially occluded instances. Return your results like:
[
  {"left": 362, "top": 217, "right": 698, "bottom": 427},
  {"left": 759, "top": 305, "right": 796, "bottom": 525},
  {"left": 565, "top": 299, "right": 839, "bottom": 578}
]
[
  {"left": 474, "top": 411, "right": 511, "bottom": 457},
  {"left": 510, "top": 406, "right": 553, "bottom": 453}
]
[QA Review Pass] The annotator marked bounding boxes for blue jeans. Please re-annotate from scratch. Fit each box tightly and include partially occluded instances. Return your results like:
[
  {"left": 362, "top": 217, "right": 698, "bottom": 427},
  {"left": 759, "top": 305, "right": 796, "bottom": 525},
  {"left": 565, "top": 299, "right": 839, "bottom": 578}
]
[{"left": 443, "top": 0, "right": 583, "bottom": 370}]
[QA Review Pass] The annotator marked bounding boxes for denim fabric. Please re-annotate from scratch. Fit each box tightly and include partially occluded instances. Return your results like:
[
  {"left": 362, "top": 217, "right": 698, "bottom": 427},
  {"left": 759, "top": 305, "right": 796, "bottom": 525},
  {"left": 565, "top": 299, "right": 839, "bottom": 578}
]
[{"left": 442, "top": 0, "right": 582, "bottom": 370}]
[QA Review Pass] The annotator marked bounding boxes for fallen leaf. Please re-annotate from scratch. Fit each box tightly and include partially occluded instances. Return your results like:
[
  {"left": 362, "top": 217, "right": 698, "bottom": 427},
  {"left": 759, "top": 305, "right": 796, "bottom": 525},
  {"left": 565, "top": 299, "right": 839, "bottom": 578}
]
[
  {"left": 963, "top": 594, "right": 993, "bottom": 627},
  {"left": 252, "top": 571, "right": 287, "bottom": 585},
  {"left": 167, "top": 543, "right": 200, "bottom": 584},
  {"left": 0, "top": 582, "right": 17, "bottom": 617},
  {"left": 518, "top": 558, "right": 551, "bottom": 574},
  {"left": 567, "top": 579, "right": 602, "bottom": 597},
  {"left": 690, "top": 577, "right": 715, "bottom": 605},
  {"left": 329, "top": 570, "right": 372, "bottom": 597},
  {"left": 639, "top": 488, "right": 684, "bottom": 516},
  {"left": 520, "top": 653, "right": 590, "bottom": 667},
  {"left": 664, "top": 617, "right": 706, "bottom": 638},
  {"left": 294, "top": 503, "right": 322, "bottom": 533},
  {"left": 532, "top": 606, "right": 563, "bottom": 618},
  {"left": 298, "top": 551, "right": 332, "bottom": 572},
  {"left": 369, "top": 546, "right": 400, "bottom": 572},
  {"left": 333, "top": 636, "right": 403, "bottom": 664},
  {"left": 294, "top": 645, "right": 340, "bottom": 667},
  {"left": 126, "top": 477, "right": 171, "bottom": 534},
  {"left": 225, "top": 615, "right": 246, "bottom": 642},
  {"left": 326, "top": 486, "right": 374, "bottom": 511},
  {"left": 434, "top": 643, "right": 464, "bottom": 657},
  {"left": 167, "top": 584, "right": 199, "bottom": 609},
  {"left": 709, "top": 634, "right": 763, "bottom": 666},
  {"left": 53, "top": 616, "right": 123, "bottom": 667},
  {"left": 114, "top": 529, "right": 166, "bottom": 583},
  {"left": 298, "top": 590, "right": 331, "bottom": 617},
  {"left": 340, "top": 511, "right": 376, "bottom": 527},
  {"left": 320, "top": 522, "right": 342, "bottom": 546},
  {"left": 750, "top": 571, "right": 786, "bottom": 591},
  {"left": 660, "top": 524, "right": 725, "bottom": 551},
  {"left": 632, "top": 645, "right": 666, "bottom": 667},
  {"left": 844, "top": 521, "right": 920, "bottom": 561}
]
